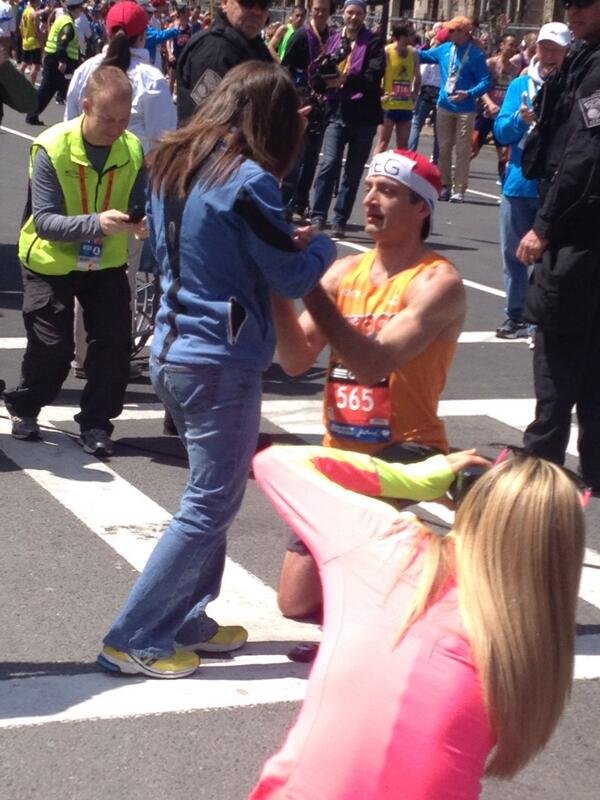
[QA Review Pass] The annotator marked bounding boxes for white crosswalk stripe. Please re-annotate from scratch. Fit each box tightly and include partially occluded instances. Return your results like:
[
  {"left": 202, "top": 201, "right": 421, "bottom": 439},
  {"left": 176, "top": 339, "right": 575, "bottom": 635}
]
[{"left": 1, "top": 376, "right": 599, "bottom": 731}]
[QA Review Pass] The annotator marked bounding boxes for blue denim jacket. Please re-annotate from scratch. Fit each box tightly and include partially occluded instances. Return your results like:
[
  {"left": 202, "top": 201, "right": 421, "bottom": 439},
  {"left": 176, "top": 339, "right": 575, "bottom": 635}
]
[{"left": 148, "top": 158, "right": 336, "bottom": 371}]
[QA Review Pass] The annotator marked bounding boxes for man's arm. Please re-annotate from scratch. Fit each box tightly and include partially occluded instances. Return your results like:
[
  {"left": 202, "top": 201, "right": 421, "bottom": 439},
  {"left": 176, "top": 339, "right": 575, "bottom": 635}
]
[
  {"left": 412, "top": 48, "right": 421, "bottom": 98},
  {"left": 303, "top": 262, "right": 465, "bottom": 386},
  {"left": 273, "top": 255, "right": 359, "bottom": 375},
  {"left": 267, "top": 23, "right": 286, "bottom": 62}
]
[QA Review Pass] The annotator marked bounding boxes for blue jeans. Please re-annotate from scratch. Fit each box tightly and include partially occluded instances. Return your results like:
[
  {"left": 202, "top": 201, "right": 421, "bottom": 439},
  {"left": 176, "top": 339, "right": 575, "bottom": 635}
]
[
  {"left": 104, "top": 360, "right": 262, "bottom": 658},
  {"left": 408, "top": 91, "right": 439, "bottom": 163},
  {"left": 311, "top": 120, "right": 377, "bottom": 225},
  {"left": 499, "top": 195, "right": 539, "bottom": 322}
]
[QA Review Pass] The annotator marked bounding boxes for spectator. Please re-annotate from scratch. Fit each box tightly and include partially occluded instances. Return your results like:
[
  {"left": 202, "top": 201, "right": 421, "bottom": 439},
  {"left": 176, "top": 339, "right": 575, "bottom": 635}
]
[
  {"left": 407, "top": 26, "right": 446, "bottom": 162},
  {"left": 176, "top": 0, "right": 272, "bottom": 125},
  {"left": 310, "top": 0, "right": 385, "bottom": 238},
  {"left": 493, "top": 23, "right": 570, "bottom": 340},
  {"left": 4, "top": 67, "right": 146, "bottom": 456},
  {"left": 280, "top": 0, "right": 335, "bottom": 220},
  {"left": 419, "top": 15, "right": 492, "bottom": 203},
  {"left": 96, "top": 61, "right": 336, "bottom": 679},
  {"left": 250, "top": 445, "right": 585, "bottom": 799}
]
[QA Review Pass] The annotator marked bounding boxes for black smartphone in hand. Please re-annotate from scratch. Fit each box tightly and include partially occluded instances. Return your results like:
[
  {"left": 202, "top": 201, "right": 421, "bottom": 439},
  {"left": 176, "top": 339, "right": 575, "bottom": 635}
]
[{"left": 127, "top": 205, "right": 145, "bottom": 224}]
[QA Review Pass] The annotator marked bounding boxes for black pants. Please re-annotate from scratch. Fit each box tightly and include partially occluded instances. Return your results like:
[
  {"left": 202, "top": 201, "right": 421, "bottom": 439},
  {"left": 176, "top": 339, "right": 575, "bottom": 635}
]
[
  {"left": 524, "top": 325, "right": 600, "bottom": 486},
  {"left": 33, "top": 54, "right": 70, "bottom": 118},
  {"left": 4, "top": 266, "right": 131, "bottom": 433}
]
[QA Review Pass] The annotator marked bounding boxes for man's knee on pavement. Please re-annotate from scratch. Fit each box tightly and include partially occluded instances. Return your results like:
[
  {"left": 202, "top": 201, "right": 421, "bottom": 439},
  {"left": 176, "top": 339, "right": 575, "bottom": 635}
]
[{"left": 277, "top": 549, "right": 323, "bottom": 619}]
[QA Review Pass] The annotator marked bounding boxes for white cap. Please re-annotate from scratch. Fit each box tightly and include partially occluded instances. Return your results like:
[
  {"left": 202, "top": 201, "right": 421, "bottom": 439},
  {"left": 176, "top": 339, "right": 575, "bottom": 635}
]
[{"left": 537, "top": 22, "right": 571, "bottom": 48}]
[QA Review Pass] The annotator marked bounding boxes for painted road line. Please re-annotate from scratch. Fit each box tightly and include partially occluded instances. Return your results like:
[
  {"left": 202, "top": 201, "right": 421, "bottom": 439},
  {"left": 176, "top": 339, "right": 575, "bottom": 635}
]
[
  {"left": 461, "top": 279, "right": 505, "bottom": 298},
  {"left": 0, "top": 652, "right": 310, "bottom": 730},
  {"left": 0, "top": 125, "right": 35, "bottom": 142},
  {"left": 335, "top": 240, "right": 507, "bottom": 298},
  {"left": 0, "top": 415, "right": 320, "bottom": 647},
  {"left": 1, "top": 331, "right": 530, "bottom": 350},
  {"left": 465, "top": 188, "right": 501, "bottom": 201}
]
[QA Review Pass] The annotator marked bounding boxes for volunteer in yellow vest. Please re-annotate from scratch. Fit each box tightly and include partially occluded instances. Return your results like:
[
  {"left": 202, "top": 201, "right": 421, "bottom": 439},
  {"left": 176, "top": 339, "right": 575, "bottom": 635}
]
[
  {"left": 5, "top": 66, "right": 146, "bottom": 457},
  {"left": 271, "top": 149, "right": 465, "bottom": 620},
  {"left": 375, "top": 23, "right": 420, "bottom": 153},
  {"left": 19, "top": 0, "right": 43, "bottom": 85},
  {"left": 26, "top": 0, "right": 84, "bottom": 125}
]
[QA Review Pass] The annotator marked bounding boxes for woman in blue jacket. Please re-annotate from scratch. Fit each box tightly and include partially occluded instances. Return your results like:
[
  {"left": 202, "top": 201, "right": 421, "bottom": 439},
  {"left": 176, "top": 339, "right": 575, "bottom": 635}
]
[{"left": 98, "top": 61, "right": 336, "bottom": 678}]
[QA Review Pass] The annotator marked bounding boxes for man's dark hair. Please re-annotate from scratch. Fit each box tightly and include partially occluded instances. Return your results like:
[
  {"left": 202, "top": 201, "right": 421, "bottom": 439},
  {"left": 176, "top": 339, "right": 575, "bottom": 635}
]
[
  {"left": 293, "top": 4, "right": 307, "bottom": 14},
  {"left": 408, "top": 188, "right": 431, "bottom": 240},
  {"left": 392, "top": 23, "right": 411, "bottom": 40}
]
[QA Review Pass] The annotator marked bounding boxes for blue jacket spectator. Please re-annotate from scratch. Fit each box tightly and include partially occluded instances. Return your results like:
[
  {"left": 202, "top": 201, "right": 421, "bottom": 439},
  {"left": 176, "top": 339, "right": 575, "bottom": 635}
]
[{"left": 419, "top": 40, "right": 492, "bottom": 113}]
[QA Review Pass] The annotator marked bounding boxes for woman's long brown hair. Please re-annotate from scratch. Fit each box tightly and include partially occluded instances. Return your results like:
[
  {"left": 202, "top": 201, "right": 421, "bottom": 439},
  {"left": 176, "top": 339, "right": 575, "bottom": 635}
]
[{"left": 149, "top": 61, "right": 305, "bottom": 197}]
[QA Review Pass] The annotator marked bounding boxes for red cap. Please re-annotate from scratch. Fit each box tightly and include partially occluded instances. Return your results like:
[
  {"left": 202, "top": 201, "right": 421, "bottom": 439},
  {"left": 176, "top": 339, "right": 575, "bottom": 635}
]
[
  {"left": 106, "top": 1, "right": 148, "bottom": 39},
  {"left": 435, "top": 27, "right": 450, "bottom": 44},
  {"left": 368, "top": 149, "right": 442, "bottom": 208}
]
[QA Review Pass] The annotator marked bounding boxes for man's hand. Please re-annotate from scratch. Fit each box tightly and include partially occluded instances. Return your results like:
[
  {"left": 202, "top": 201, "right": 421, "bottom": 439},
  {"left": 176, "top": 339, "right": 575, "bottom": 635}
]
[
  {"left": 446, "top": 449, "right": 491, "bottom": 474},
  {"left": 99, "top": 209, "right": 135, "bottom": 236},
  {"left": 450, "top": 90, "right": 469, "bottom": 103},
  {"left": 516, "top": 229, "right": 547, "bottom": 265},
  {"left": 57, "top": 61, "right": 67, "bottom": 75},
  {"left": 485, "top": 100, "right": 500, "bottom": 117},
  {"left": 519, "top": 91, "right": 536, "bottom": 125}
]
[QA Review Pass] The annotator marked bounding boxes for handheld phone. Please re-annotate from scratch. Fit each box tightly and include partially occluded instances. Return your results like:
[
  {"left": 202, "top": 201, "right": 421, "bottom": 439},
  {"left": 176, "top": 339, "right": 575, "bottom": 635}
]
[{"left": 127, "top": 205, "right": 145, "bottom": 224}]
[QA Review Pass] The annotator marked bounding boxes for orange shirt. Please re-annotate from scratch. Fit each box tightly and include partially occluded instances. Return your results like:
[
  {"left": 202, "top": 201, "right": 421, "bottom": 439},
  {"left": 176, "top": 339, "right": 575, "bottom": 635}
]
[{"left": 323, "top": 250, "right": 457, "bottom": 454}]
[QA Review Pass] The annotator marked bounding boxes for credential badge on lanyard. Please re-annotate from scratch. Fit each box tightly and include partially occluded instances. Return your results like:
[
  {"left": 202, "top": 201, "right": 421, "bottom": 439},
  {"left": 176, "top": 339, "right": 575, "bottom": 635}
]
[
  {"left": 445, "top": 43, "right": 471, "bottom": 95},
  {"left": 76, "top": 165, "right": 115, "bottom": 271}
]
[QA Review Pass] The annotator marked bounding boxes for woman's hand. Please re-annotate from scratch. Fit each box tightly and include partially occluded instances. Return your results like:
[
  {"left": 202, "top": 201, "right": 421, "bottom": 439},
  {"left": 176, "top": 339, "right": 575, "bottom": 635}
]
[
  {"left": 293, "top": 224, "right": 317, "bottom": 250},
  {"left": 131, "top": 216, "right": 149, "bottom": 241},
  {"left": 446, "top": 449, "right": 492, "bottom": 474}
]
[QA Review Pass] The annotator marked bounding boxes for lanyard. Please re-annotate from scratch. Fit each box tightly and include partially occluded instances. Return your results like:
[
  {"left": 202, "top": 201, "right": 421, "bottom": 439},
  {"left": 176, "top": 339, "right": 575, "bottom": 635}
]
[
  {"left": 78, "top": 165, "right": 116, "bottom": 215},
  {"left": 448, "top": 43, "right": 471, "bottom": 80}
]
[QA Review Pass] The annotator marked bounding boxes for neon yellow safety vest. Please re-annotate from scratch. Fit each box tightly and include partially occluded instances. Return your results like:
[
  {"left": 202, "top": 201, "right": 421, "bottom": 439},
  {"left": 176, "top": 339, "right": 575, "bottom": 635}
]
[
  {"left": 382, "top": 43, "right": 416, "bottom": 111},
  {"left": 44, "top": 14, "right": 80, "bottom": 61},
  {"left": 19, "top": 116, "right": 144, "bottom": 276}
]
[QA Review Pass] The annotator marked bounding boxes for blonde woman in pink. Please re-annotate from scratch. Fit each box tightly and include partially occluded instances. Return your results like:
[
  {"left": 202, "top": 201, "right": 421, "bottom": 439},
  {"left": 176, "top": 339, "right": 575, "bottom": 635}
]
[{"left": 250, "top": 445, "right": 585, "bottom": 799}]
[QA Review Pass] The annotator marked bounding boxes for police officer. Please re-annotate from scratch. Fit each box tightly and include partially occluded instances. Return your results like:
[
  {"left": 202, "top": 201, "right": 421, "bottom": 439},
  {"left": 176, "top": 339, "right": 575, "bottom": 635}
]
[
  {"left": 26, "top": 0, "right": 84, "bottom": 125},
  {"left": 176, "top": 0, "right": 272, "bottom": 125},
  {"left": 518, "top": 0, "right": 600, "bottom": 488},
  {"left": 5, "top": 67, "right": 146, "bottom": 457}
]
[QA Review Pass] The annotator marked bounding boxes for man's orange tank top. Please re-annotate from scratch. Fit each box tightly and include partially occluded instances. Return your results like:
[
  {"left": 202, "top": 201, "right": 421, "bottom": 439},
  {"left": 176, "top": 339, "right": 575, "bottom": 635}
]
[{"left": 323, "top": 250, "right": 458, "bottom": 454}]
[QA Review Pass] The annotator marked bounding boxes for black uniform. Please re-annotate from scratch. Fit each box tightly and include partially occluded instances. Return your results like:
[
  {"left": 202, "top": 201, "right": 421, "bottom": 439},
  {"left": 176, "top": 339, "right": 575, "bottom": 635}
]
[
  {"left": 522, "top": 40, "right": 600, "bottom": 486},
  {"left": 176, "top": 10, "right": 272, "bottom": 125}
]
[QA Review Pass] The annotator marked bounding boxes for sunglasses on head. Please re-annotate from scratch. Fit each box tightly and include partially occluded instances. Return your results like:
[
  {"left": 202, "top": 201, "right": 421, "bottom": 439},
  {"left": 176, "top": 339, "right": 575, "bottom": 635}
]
[
  {"left": 494, "top": 445, "right": 592, "bottom": 508},
  {"left": 238, "top": 0, "right": 270, "bottom": 9},
  {"left": 562, "top": 0, "right": 597, "bottom": 8}
]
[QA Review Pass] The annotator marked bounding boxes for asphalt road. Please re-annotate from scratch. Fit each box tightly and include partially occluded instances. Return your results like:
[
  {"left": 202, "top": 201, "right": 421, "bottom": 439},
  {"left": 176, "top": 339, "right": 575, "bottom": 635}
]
[{"left": 0, "top": 101, "right": 599, "bottom": 800}]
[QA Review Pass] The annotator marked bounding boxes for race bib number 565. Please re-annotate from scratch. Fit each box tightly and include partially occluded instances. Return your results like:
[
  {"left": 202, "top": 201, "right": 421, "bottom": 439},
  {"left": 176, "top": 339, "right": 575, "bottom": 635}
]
[{"left": 326, "top": 362, "right": 392, "bottom": 444}]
